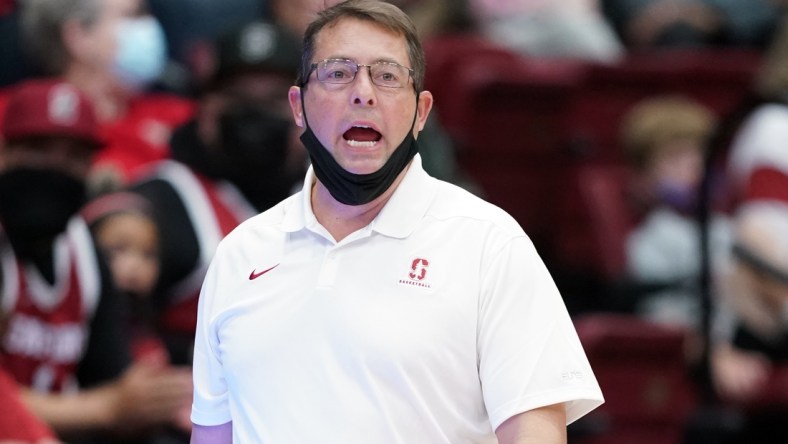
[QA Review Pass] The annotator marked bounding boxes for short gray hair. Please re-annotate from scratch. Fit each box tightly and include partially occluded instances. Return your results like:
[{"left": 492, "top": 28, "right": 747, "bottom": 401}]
[{"left": 21, "top": 0, "right": 102, "bottom": 74}]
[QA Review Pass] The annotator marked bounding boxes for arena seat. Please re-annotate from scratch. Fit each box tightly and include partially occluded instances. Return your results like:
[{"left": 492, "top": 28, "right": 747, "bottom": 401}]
[
  {"left": 565, "top": 48, "right": 761, "bottom": 164},
  {"left": 571, "top": 313, "right": 698, "bottom": 444},
  {"left": 553, "top": 163, "right": 637, "bottom": 282}
]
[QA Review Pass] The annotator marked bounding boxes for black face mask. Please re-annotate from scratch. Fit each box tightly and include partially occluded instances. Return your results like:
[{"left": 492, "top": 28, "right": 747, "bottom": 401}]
[
  {"left": 299, "top": 92, "right": 419, "bottom": 206},
  {"left": 218, "top": 104, "right": 290, "bottom": 174},
  {"left": 0, "top": 168, "right": 86, "bottom": 254}
]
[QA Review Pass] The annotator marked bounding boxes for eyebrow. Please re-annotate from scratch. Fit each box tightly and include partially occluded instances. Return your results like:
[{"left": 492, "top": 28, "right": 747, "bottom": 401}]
[{"left": 322, "top": 56, "right": 405, "bottom": 66}]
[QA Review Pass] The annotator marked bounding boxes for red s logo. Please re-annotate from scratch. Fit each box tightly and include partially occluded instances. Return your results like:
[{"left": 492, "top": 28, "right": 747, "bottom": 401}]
[{"left": 409, "top": 258, "right": 429, "bottom": 281}]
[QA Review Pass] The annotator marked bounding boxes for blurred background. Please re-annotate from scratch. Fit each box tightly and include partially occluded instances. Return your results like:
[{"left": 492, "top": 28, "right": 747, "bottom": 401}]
[{"left": 1, "top": 0, "right": 788, "bottom": 442}]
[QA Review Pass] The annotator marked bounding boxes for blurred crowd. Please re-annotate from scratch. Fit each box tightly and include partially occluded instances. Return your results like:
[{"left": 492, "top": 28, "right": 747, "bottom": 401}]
[{"left": 0, "top": 0, "right": 787, "bottom": 442}]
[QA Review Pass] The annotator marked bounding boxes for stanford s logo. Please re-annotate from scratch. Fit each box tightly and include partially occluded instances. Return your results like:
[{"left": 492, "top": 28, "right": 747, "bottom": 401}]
[
  {"left": 398, "top": 257, "right": 433, "bottom": 289},
  {"left": 409, "top": 258, "right": 429, "bottom": 280}
]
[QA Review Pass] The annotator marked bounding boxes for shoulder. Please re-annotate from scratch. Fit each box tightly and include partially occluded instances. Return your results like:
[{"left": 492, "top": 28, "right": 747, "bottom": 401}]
[
  {"left": 219, "top": 193, "right": 299, "bottom": 249},
  {"left": 426, "top": 178, "right": 526, "bottom": 238}
]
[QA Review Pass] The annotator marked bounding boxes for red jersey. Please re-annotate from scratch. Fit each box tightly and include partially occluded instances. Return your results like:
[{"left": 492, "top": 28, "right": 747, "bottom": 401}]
[
  {"left": 0, "top": 219, "right": 101, "bottom": 393},
  {"left": 0, "top": 368, "right": 55, "bottom": 441},
  {"left": 92, "top": 93, "right": 196, "bottom": 183}
]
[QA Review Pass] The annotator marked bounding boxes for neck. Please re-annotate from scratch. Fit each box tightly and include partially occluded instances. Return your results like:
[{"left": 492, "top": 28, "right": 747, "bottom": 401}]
[
  {"left": 311, "top": 162, "right": 410, "bottom": 242},
  {"left": 64, "top": 64, "right": 129, "bottom": 122}
]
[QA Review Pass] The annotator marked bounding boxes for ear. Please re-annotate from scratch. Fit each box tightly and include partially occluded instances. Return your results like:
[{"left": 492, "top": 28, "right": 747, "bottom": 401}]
[
  {"left": 415, "top": 90, "right": 434, "bottom": 133},
  {"left": 288, "top": 86, "right": 305, "bottom": 128}
]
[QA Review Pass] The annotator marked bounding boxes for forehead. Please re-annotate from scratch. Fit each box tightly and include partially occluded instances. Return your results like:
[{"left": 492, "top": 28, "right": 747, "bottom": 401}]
[{"left": 313, "top": 17, "right": 408, "bottom": 63}]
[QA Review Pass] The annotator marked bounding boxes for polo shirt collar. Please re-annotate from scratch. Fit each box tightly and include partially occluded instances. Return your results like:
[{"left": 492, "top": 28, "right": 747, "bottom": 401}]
[
  {"left": 370, "top": 154, "right": 436, "bottom": 239},
  {"left": 280, "top": 154, "right": 436, "bottom": 239}
]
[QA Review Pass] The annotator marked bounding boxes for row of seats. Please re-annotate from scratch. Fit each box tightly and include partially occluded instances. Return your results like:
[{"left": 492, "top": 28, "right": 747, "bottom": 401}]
[{"left": 423, "top": 34, "right": 762, "bottom": 282}]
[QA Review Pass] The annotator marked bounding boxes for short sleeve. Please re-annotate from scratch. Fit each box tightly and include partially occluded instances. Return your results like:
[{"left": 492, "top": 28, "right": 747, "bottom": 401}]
[
  {"left": 477, "top": 236, "right": 604, "bottom": 429},
  {"left": 191, "top": 252, "right": 232, "bottom": 426}
]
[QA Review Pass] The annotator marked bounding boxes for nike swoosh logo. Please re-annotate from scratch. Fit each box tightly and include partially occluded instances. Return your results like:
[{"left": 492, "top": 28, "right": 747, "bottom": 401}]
[{"left": 249, "top": 264, "right": 279, "bottom": 280}]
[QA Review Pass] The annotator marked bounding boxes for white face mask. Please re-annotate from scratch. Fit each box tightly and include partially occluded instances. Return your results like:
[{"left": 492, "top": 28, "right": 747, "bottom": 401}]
[{"left": 112, "top": 16, "right": 167, "bottom": 91}]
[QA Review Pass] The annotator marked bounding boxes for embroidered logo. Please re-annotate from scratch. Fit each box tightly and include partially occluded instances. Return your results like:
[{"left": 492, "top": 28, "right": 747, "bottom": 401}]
[
  {"left": 398, "top": 258, "right": 431, "bottom": 289},
  {"left": 249, "top": 264, "right": 279, "bottom": 280}
]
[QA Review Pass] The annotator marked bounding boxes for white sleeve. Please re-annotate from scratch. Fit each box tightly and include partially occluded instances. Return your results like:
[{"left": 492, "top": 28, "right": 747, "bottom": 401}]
[
  {"left": 477, "top": 236, "right": 604, "bottom": 429},
  {"left": 191, "top": 247, "right": 232, "bottom": 426},
  {"left": 729, "top": 104, "right": 788, "bottom": 187}
]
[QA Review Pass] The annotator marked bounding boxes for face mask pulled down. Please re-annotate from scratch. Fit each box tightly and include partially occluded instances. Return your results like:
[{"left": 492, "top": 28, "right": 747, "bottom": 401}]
[
  {"left": 299, "top": 92, "right": 419, "bottom": 206},
  {"left": 0, "top": 168, "right": 86, "bottom": 253}
]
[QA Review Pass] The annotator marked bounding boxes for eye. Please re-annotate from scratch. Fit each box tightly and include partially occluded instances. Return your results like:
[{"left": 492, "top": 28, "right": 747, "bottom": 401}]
[
  {"left": 327, "top": 69, "right": 349, "bottom": 80},
  {"left": 372, "top": 64, "right": 401, "bottom": 86},
  {"left": 320, "top": 61, "right": 355, "bottom": 82}
]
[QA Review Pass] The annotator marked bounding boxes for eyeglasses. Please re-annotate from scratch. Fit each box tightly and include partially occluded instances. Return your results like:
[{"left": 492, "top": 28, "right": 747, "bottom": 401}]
[{"left": 308, "top": 58, "right": 414, "bottom": 89}]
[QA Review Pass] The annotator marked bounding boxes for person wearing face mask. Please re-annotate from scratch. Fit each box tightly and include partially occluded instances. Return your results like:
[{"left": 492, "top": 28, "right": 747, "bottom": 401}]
[
  {"left": 9, "top": 0, "right": 196, "bottom": 193},
  {"left": 128, "top": 19, "right": 306, "bottom": 368},
  {"left": 0, "top": 79, "right": 192, "bottom": 443},
  {"left": 191, "top": 2, "right": 603, "bottom": 443},
  {"left": 621, "top": 95, "right": 733, "bottom": 344}
]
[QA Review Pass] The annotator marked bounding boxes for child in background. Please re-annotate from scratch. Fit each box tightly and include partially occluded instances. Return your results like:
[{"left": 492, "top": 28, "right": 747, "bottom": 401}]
[
  {"left": 621, "top": 95, "right": 733, "bottom": 339},
  {"left": 82, "top": 191, "right": 192, "bottom": 437},
  {"left": 82, "top": 192, "right": 165, "bottom": 364}
]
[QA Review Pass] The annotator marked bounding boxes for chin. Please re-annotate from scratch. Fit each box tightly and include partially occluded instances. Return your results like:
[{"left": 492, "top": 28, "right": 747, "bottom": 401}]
[{"left": 340, "top": 158, "right": 387, "bottom": 175}]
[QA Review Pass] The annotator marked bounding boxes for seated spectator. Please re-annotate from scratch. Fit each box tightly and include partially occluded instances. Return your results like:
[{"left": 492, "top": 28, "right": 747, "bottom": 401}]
[
  {"left": 710, "top": 13, "right": 788, "bottom": 404},
  {"left": 15, "top": 0, "right": 195, "bottom": 192},
  {"left": 468, "top": 0, "right": 624, "bottom": 62},
  {"left": 0, "top": 78, "right": 191, "bottom": 443},
  {"left": 83, "top": 192, "right": 166, "bottom": 361},
  {"left": 83, "top": 191, "right": 192, "bottom": 441},
  {"left": 621, "top": 95, "right": 732, "bottom": 345}
]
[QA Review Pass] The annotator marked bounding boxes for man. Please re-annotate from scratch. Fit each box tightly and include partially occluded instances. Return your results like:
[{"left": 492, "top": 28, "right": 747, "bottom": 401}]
[
  {"left": 0, "top": 79, "right": 191, "bottom": 441},
  {"left": 130, "top": 19, "right": 305, "bottom": 366},
  {"left": 190, "top": 1, "right": 604, "bottom": 442}
]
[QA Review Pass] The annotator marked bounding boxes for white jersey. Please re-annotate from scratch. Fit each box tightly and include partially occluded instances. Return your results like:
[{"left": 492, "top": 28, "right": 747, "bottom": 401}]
[{"left": 191, "top": 155, "right": 603, "bottom": 443}]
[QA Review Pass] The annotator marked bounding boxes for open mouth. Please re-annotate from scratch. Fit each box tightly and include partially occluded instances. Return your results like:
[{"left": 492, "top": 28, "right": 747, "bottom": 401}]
[{"left": 343, "top": 126, "right": 381, "bottom": 147}]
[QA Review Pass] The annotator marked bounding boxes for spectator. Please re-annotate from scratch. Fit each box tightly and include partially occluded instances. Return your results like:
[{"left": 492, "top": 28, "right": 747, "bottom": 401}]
[
  {"left": 710, "top": 13, "right": 788, "bottom": 405},
  {"left": 0, "top": 79, "right": 191, "bottom": 442},
  {"left": 16, "top": 0, "right": 195, "bottom": 192},
  {"left": 82, "top": 191, "right": 192, "bottom": 441},
  {"left": 621, "top": 95, "right": 732, "bottom": 349},
  {"left": 129, "top": 19, "right": 306, "bottom": 367},
  {"left": 82, "top": 192, "right": 165, "bottom": 361}
]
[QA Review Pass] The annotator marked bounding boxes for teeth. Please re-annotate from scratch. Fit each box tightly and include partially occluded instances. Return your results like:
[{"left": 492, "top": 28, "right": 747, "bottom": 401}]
[{"left": 347, "top": 140, "right": 377, "bottom": 147}]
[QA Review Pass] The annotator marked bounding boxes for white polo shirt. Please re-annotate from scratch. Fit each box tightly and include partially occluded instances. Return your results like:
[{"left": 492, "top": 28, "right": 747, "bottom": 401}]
[{"left": 191, "top": 155, "right": 603, "bottom": 443}]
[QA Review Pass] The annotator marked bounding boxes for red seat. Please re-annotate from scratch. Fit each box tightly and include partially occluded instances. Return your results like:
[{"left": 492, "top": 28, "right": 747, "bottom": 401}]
[
  {"left": 572, "top": 313, "right": 698, "bottom": 444},
  {"left": 566, "top": 48, "right": 761, "bottom": 164},
  {"left": 553, "top": 163, "right": 637, "bottom": 281}
]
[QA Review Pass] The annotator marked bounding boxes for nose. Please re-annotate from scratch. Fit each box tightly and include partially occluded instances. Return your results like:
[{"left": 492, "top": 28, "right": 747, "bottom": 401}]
[{"left": 350, "top": 65, "right": 376, "bottom": 106}]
